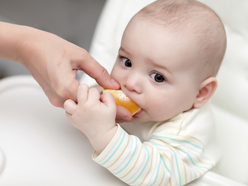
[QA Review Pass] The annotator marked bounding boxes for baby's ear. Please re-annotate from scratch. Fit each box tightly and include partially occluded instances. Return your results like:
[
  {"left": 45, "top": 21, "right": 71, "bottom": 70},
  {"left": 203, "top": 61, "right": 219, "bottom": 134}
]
[{"left": 193, "top": 77, "right": 217, "bottom": 108}]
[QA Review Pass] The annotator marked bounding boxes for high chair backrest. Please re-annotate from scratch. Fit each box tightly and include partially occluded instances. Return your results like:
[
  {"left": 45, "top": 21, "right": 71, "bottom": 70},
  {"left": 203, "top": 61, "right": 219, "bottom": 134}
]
[
  {"left": 81, "top": 0, "right": 248, "bottom": 184},
  {"left": 201, "top": 0, "right": 248, "bottom": 184}
]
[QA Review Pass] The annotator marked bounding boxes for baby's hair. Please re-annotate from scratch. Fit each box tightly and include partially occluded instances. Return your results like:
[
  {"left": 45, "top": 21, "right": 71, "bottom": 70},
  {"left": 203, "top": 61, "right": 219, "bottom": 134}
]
[{"left": 138, "top": 0, "right": 226, "bottom": 77}]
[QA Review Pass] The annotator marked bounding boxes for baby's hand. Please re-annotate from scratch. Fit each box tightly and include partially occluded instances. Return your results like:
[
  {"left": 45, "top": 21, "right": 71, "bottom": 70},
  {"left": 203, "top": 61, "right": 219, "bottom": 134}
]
[{"left": 64, "top": 84, "right": 118, "bottom": 153}]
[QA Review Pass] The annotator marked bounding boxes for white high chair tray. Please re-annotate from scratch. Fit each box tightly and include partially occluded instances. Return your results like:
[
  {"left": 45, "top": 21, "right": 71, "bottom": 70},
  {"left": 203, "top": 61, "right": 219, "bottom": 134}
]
[
  {"left": 0, "top": 76, "right": 246, "bottom": 186},
  {"left": 0, "top": 75, "right": 125, "bottom": 185}
]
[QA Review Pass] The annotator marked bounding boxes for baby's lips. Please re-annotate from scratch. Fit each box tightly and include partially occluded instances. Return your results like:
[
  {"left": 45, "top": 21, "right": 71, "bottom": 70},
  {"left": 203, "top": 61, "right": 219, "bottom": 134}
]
[{"left": 102, "top": 89, "right": 141, "bottom": 115}]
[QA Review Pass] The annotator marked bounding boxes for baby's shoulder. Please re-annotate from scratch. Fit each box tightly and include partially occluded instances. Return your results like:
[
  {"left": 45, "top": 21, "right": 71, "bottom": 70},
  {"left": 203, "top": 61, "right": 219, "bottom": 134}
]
[{"left": 151, "top": 103, "right": 215, "bottom": 140}]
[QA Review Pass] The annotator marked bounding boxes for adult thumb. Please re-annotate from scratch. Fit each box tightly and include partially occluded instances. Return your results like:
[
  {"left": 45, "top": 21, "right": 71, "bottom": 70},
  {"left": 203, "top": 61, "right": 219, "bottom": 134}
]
[{"left": 75, "top": 51, "right": 120, "bottom": 89}]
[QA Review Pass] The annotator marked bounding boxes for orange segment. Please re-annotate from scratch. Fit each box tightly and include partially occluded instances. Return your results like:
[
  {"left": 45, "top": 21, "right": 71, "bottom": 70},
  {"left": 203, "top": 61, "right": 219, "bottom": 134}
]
[{"left": 102, "top": 89, "right": 141, "bottom": 115}]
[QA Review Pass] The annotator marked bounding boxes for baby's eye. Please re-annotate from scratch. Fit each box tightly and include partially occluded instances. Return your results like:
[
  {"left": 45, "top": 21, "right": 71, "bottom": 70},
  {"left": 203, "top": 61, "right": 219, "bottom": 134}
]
[
  {"left": 150, "top": 73, "right": 165, "bottom": 83},
  {"left": 121, "top": 58, "right": 132, "bottom": 67}
]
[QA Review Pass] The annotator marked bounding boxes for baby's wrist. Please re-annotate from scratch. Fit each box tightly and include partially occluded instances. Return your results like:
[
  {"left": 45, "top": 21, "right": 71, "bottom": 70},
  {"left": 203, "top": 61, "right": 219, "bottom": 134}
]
[{"left": 89, "top": 124, "right": 118, "bottom": 154}]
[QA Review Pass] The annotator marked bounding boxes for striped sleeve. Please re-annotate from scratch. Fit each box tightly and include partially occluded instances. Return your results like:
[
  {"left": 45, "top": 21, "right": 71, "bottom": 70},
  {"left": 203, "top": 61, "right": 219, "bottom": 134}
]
[{"left": 93, "top": 124, "right": 214, "bottom": 186}]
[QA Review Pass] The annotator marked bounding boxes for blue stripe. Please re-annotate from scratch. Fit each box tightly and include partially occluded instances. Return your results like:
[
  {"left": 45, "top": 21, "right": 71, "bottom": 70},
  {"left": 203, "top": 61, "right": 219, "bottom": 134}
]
[
  {"left": 99, "top": 129, "right": 124, "bottom": 164},
  {"left": 102, "top": 132, "right": 126, "bottom": 166},
  {"left": 128, "top": 145, "right": 150, "bottom": 185},
  {"left": 161, "top": 156, "right": 171, "bottom": 174},
  {"left": 114, "top": 137, "right": 138, "bottom": 175},
  {"left": 179, "top": 149, "right": 209, "bottom": 170},
  {"left": 151, "top": 158, "right": 161, "bottom": 186},
  {"left": 173, "top": 150, "right": 182, "bottom": 186},
  {"left": 111, "top": 136, "right": 135, "bottom": 173},
  {"left": 150, "top": 141, "right": 182, "bottom": 186},
  {"left": 154, "top": 144, "right": 178, "bottom": 185},
  {"left": 152, "top": 135, "right": 203, "bottom": 150}
]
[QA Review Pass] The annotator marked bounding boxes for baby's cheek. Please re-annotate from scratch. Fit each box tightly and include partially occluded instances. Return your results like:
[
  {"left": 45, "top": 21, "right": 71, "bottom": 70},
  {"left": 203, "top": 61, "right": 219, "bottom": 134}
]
[
  {"left": 147, "top": 99, "right": 163, "bottom": 113},
  {"left": 148, "top": 98, "right": 174, "bottom": 120}
]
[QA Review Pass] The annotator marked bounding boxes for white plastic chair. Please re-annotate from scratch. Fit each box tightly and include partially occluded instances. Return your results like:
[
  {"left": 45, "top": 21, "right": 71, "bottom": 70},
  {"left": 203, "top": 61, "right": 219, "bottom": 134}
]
[
  {"left": 85, "top": 0, "right": 248, "bottom": 184},
  {"left": 0, "top": 0, "right": 247, "bottom": 185}
]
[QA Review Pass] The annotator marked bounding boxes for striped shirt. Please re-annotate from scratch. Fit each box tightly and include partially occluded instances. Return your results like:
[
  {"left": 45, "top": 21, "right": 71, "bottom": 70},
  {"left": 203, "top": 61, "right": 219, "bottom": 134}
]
[{"left": 93, "top": 104, "right": 220, "bottom": 185}]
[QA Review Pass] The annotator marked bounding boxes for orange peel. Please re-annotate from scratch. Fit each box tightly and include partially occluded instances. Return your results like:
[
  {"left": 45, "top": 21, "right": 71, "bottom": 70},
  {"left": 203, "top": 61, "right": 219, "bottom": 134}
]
[{"left": 102, "top": 89, "right": 141, "bottom": 115}]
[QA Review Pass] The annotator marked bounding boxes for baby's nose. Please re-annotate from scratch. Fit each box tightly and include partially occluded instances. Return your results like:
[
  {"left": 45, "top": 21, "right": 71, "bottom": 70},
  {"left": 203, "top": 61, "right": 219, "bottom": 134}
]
[{"left": 124, "top": 73, "right": 142, "bottom": 94}]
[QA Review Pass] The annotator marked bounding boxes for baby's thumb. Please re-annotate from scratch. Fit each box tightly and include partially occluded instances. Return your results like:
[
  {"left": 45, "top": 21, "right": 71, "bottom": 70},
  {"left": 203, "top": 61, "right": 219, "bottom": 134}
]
[{"left": 101, "top": 92, "right": 116, "bottom": 109}]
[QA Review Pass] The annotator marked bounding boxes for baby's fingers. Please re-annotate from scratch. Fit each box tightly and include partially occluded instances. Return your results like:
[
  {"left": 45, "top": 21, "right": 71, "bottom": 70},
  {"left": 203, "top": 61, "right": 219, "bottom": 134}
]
[
  {"left": 101, "top": 92, "right": 116, "bottom": 109},
  {"left": 87, "top": 88, "right": 101, "bottom": 104},
  {"left": 64, "top": 99, "right": 77, "bottom": 115}
]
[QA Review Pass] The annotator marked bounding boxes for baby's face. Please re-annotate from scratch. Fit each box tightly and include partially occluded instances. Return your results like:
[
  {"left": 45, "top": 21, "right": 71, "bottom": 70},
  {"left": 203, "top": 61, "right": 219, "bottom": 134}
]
[{"left": 111, "top": 16, "right": 203, "bottom": 123}]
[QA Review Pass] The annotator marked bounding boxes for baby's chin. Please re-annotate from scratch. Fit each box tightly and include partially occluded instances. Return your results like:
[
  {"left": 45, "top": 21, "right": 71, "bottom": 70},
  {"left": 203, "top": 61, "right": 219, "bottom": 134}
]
[
  {"left": 132, "top": 111, "right": 171, "bottom": 123},
  {"left": 132, "top": 114, "right": 151, "bottom": 123}
]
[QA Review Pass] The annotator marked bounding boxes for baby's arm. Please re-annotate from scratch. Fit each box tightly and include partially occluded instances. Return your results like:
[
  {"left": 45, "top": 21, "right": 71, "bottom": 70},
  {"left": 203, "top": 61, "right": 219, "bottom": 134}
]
[
  {"left": 64, "top": 84, "right": 214, "bottom": 185},
  {"left": 93, "top": 126, "right": 214, "bottom": 186},
  {"left": 64, "top": 84, "right": 118, "bottom": 153}
]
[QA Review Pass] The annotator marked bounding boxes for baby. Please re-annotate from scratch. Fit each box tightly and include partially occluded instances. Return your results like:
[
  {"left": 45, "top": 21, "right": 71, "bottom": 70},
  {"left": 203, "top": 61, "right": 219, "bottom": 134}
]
[{"left": 64, "top": 0, "right": 226, "bottom": 185}]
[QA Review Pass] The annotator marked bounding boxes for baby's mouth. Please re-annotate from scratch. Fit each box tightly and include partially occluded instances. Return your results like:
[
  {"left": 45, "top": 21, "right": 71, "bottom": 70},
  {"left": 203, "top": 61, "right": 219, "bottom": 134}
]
[{"left": 133, "top": 109, "right": 143, "bottom": 117}]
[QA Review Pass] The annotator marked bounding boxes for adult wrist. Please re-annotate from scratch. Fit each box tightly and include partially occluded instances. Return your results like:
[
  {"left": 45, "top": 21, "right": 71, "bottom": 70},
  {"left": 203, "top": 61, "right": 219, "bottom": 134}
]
[
  {"left": 15, "top": 26, "right": 47, "bottom": 66},
  {"left": 0, "top": 22, "right": 25, "bottom": 62}
]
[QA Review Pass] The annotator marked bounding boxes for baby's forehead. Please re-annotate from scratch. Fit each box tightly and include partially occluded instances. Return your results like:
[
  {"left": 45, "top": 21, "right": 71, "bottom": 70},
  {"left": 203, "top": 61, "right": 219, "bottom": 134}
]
[
  {"left": 134, "top": 0, "right": 223, "bottom": 38},
  {"left": 126, "top": 0, "right": 226, "bottom": 78}
]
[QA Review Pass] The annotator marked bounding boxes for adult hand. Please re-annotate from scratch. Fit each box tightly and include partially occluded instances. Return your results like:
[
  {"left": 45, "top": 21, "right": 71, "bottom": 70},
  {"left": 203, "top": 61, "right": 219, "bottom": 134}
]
[
  {"left": 0, "top": 22, "right": 120, "bottom": 107},
  {"left": 22, "top": 31, "right": 121, "bottom": 107},
  {"left": 0, "top": 22, "right": 132, "bottom": 122}
]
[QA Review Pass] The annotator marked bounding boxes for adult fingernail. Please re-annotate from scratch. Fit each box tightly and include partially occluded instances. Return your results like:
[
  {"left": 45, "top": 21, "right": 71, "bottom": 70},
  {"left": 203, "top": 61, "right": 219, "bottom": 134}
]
[{"left": 111, "top": 78, "right": 120, "bottom": 87}]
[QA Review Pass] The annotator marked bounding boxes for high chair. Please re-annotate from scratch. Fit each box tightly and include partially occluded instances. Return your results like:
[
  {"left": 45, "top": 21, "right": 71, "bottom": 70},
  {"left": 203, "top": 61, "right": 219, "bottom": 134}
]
[{"left": 0, "top": 0, "right": 247, "bottom": 185}]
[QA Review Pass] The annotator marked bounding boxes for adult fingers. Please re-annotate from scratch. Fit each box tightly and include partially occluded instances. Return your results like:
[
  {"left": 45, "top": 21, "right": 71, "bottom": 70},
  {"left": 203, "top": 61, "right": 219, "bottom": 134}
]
[
  {"left": 45, "top": 90, "right": 65, "bottom": 108},
  {"left": 116, "top": 106, "right": 132, "bottom": 122},
  {"left": 44, "top": 69, "right": 80, "bottom": 108},
  {"left": 74, "top": 51, "right": 120, "bottom": 89},
  {"left": 65, "top": 71, "right": 80, "bottom": 102},
  {"left": 77, "top": 84, "right": 89, "bottom": 105}
]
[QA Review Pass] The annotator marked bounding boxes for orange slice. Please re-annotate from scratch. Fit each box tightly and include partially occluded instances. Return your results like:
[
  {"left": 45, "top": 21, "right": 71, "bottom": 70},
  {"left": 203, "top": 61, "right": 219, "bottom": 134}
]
[{"left": 102, "top": 89, "right": 141, "bottom": 115}]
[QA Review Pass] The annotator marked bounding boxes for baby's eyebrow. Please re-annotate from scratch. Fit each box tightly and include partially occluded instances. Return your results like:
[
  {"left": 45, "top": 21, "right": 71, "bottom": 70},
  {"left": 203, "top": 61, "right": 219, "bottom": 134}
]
[
  {"left": 119, "top": 47, "right": 132, "bottom": 57},
  {"left": 148, "top": 58, "right": 172, "bottom": 75}
]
